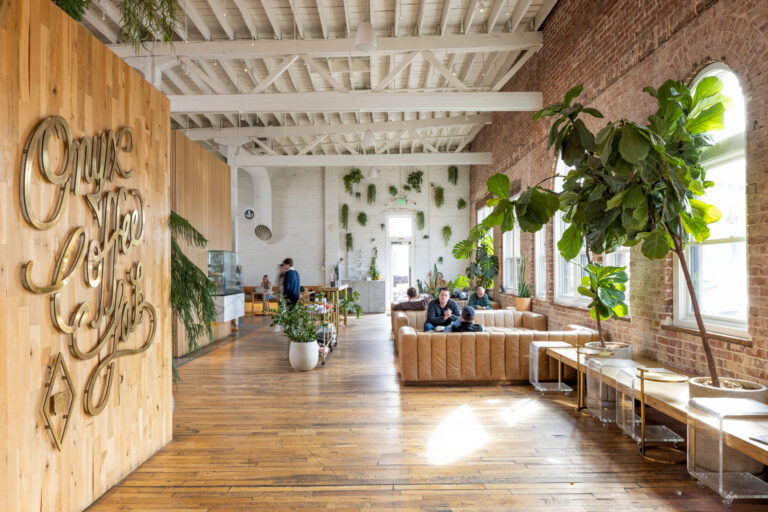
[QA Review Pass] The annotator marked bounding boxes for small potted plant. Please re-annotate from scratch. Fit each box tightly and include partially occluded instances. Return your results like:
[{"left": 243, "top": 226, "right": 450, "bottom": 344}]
[
  {"left": 515, "top": 255, "right": 532, "bottom": 311},
  {"left": 270, "top": 298, "right": 322, "bottom": 371}
]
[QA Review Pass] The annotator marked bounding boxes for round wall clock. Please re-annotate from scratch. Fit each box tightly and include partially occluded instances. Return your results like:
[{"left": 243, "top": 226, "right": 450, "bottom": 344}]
[{"left": 244, "top": 208, "right": 255, "bottom": 219}]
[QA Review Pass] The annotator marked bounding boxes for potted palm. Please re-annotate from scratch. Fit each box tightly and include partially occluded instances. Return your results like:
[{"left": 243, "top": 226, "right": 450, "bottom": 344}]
[
  {"left": 270, "top": 298, "right": 321, "bottom": 371},
  {"left": 515, "top": 254, "right": 532, "bottom": 311}
]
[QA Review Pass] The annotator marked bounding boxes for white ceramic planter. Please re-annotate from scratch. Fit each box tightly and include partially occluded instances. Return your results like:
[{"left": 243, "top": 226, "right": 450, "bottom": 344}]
[
  {"left": 585, "top": 341, "right": 632, "bottom": 360},
  {"left": 289, "top": 341, "right": 318, "bottom": 371},
  {"left": 689, "top": 376, "right": 768, "bottom": 473}
]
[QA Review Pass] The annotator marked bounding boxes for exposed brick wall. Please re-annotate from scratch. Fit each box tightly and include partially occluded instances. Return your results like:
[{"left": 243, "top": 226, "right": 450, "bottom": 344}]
[{"left": 472, "top": 0, "right": 768, "bottom": 386}]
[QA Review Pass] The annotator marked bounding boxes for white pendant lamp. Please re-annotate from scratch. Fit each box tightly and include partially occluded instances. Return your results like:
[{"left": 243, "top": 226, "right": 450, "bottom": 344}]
[
  {"left": 355, "top": 20, "right": 376, "bottom": 51},
  {"left": 369, "top": 167, "right": 378, "bottom": 179},
  {"left": 363, "top": 128, "right": 376, "bottom": 149}
]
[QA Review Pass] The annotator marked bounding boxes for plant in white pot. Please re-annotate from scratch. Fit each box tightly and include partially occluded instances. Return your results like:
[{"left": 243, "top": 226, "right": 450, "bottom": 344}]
[{"left": 271, "top": 298, "right": 322, "bottom": 371}]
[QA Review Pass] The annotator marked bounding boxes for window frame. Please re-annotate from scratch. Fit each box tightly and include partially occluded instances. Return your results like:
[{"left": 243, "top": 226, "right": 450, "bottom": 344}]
[
  {"left": 534, "top": 225, "right": 547, "bottom": 299},
  {"left": 672, "top": 63, "right": 748, "bottom": 337},
  {"left": 503, "top": 224, "right": 521, "bottom": 293}
]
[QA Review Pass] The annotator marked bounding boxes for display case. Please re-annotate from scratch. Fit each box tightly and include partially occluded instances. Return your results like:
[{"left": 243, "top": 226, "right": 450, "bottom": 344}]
[
  {"left": 687, "top": 397, "right": 768, "bottom": 506},
  {"left": 207, "top": 250, "right": 243, "bottom": 295}
]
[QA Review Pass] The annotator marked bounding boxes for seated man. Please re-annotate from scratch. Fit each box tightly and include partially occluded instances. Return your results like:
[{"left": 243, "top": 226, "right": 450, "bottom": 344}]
[
  {"left": 468, "top": 286, "right": 491, "bottom": 310},
  {"left": 392, "top": 287, "right": 429, "bottom": 311},
  {"left": 425, "top": 287, "right": 461, "bottom": 331},
  {"left": 446, "top": 306, "right": 484, "bottom": 333}
]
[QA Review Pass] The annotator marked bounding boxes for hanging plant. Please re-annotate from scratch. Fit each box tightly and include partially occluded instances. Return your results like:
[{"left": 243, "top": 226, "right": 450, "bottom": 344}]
[
  {"left": 416, "top": 211, "right": 425, "bottom": 231},
  {"left": 357, "top": 212, "right": 368, "bottom": 226},
  {"left": 355, "top": 192, "right": 361, "bottom": 199},
  {"left": 441, "top": 226, "right": 452, "bottom": 246},
  {"left": 403, "top": 184, "right": 412, "bottom": 191},
  {"left": 423, "top": 234, "right": 429, "bottom": 239},
  {"left": 457, "top": 198, "right": 467, "bottom": 210},
  {"left": 367, "top": 184, "right": 376, "bottom": 204},
  {"left": 434, "top": 186, "right": 445, "bottom": 208},
  {"left": 448, "top": 166, "right": 459, "bottom": 185},
  {"left": 54, "top": 0, "right": 91, "bottom": 21},
  {"left": 340, "top": 204, "right": 349, "bottom": 230},
  {"left": 343, "top": 168, "right": 364, "bottom": 195},
  {"left": 380, "top": 223, "right": 385, "bottom": 231},
  {"left": 407, "top": 170, "right": 424, "bottom": 193},
  {"left": 345, "top": 233, "right": 353, "bottom": 252},
  {"left": 121, "top": 0, "right": 181, "bottom": 53},
  {"left": 389, "top": 186, "right": 398, "bottom": 197},
  {"left": 438, "top": 256, "right": 444, "bottom": 264}
]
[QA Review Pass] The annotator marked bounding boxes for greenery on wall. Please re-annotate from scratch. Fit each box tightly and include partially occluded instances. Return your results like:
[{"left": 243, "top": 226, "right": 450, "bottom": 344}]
[
  {"left": 407, "top": 170, "right": 424, "bottom": 192},
  {"left": 464, "top": 236, "right": 498, "bottom": 289},
  {"left": 367, "top": 184, "right": 376, "bottom": 204},
  {"left": 389, "top": 185, "right": 398, "bottom": 196},
  {"left": 380, "top": 223, "right": 385, "bottom": 231},
  {"left": 345, "top": 233, "right": 353, "bottom": 252},
  {"left": 357, "top": 212, "right": 368, "bottom": 226},
  {"left": 457, "top": 198, "right": 467, "bottom": 210},
  {"left": 340, "top": 204, "right": 349, "bottom": 230},
  {"left": 434, "top": 186, "right": 445, "bottom": 208},
  {"left": 355, "top": 192, "right": 361, "bottom": 199},
  {"left": 448, "top": 165, "right": 458, "bottom": 185},
  {"left": 343, "top": 168, "right": 364, "bottom": 195},
  {"left": 441, "top": 225, "right": 452, "bottom": 246},
  {"left": 403, "top": 184, "right": 412, "bottom": 191},
  {"left": 416, "top": 211, "right": 425, "bottom": 230}
]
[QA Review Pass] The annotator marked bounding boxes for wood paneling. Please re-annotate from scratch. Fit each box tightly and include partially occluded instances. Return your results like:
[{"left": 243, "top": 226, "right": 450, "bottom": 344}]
[
  {"left": 170, "top": 131, "right": 232, "bottom": 356},
  {"left": 90, "top": 315, "right": 766, "bottom": 511},
  {"left": 0, "top": 1, "right": 172, "bottom": 511}
]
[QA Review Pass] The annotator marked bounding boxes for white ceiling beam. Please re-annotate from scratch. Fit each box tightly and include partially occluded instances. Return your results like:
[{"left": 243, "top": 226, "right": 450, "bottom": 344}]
[
  {"left": 107, "top": 32, "right": 543, "bottom": 59},
  {"left": 233, "top": 0, "right": 258, "bottom": 39},
  {"left": 509, "top": 0, "right": 534, "bottom": 32},
  {"left": 182, "top": 113, "right": 491, "bottom": 140},
  {"left": 477, "top": 51, "right": 499, "bottom": 85},
  {"left": 422, "top": 51, "right": 468, "bottom": 91},
  {"left": 180, "top": 58, "right": 227, "bottom": 94},
  {"left": 460, "top": 52, "right": 477, "bottom": 82},
  {"left": 393, "top": 0, "right": 401, "bottom": 36},
  {"left": 95, "top": 0, "right": 121, "bottom": 26},
  {"left": 287, "top": 0, "right": 305, "bottom": 39},
  {"left": 535, "top": 0, "right": 559, "bottom": 30},
  {"left": 180, "top": 0, "right": 212, "bottom": 41},
  {"left": 252, "top": 137, "right": 277, "bottom": 155},
  {"left": 486, "top": 0, "right": 506, "bottom": 33},
  {"left": 252, "top": 54, "right": 299, "bottom": 93},
  {"left": 219, "top": 60, "right": 243, "bottom": 91},
  {"left": 301, "top": 56, "right": 348, "bottom": 92},
  {"left": 415, "top": 0, "right": 427, "bottom": 35},
  {"left": 205, "top": 0, "right": 234, "bottom": 40},
  {"left": 170, "top": 91, "right": 542, "bottom": 114},
  {"left": 463, "top": 0, "right": 480, "bottom": 34},
  {"left": 491, "top": 49, "right": 537, "bottom": 91},
  {"left": 414, "top": 133, "right": 438, "bottom": 153},
  {"left": 82, "top": 10, "right": 119, "bottom": 43},
  {"left": 297, "top": 134, "right": 329, "bottom": 155},
  {"left": 378, "top": 131, "right": 406, "bottom": 153},
  {"left": 440, "top": 0, "right": 454, "bottom": 35},
  {"left": 315, "top": 0, "right": 328, "bottom": 39},
  {"left": 260, "top": 0, "right": 282, "bottom": 39},
  {"left": 333, "top": 136, "right": 359, "bottom": 155},
  {"left": 342, "top": 2, "right": 351, "bottom": 38},
  {"left": 373, "top": 51, "right": 419, "bottom": 92},
  {"left": 239, "top": 152, "right": 493, "bottom": 167},
  {"left": 454, "top": 123, "right": 486, "bottom": 152}
]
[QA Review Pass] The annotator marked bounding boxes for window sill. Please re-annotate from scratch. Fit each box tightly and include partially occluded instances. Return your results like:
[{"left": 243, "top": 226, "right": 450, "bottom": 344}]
[{"left": 661, "top": 324, "right": 752, "bottom": 348}]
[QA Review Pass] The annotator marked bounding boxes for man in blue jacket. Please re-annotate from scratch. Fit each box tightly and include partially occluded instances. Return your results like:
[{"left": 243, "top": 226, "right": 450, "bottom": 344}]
[
  {"left": 281, "top": 258, "right": 301, "bottom": 307},
  {"left": 425, "top": 287, "right": 461, "bottom": 331}
]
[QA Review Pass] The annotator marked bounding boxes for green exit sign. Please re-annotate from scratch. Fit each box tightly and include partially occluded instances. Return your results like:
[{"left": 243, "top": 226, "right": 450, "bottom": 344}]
[{"left": 397, "top": 198, "right": 406, "bottom": 205}]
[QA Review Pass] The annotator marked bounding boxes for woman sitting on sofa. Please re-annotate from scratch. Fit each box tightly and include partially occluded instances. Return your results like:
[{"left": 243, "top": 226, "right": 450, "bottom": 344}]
[{"left": 467, "top": 286, "right": 491, "bottom": 310}]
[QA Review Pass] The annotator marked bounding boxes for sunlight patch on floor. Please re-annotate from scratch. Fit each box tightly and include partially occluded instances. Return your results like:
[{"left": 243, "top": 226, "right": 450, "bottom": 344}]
[{"left": 427, "top": 404, "right": 489, "bottom": 465}]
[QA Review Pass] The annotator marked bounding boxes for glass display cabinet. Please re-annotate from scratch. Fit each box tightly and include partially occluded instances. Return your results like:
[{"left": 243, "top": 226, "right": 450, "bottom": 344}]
[
  {"left": 207, "top": 250, "right": 243, "bottom": 296},
  {"left": 529, "top": 341, "right": 573, "bottom": 395},
  {"left": 587, "top": 358, "right": 641, "bottom": 425}
]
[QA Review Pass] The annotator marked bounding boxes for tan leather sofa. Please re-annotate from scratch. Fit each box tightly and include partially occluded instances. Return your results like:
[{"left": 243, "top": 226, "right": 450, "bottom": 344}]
[
  {"left": 393, "top": 308, "right": 545, "bottom": 349},
  {"left": 397, "top": 324, "right": 599, "bottom": 384},
  {"left": 390, "top": 298, "right": 500, "bottom": 333}
]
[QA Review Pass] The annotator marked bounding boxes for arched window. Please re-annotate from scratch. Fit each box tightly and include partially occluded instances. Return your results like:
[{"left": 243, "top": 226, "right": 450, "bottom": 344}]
[{"left": 674, "top": 64, "right": 748, "bottom": 334}]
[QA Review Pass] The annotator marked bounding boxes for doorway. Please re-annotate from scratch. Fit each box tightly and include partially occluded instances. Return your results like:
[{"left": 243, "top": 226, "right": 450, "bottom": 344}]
[{"left": 387, "top": 216, "right": 414, "bottom": 304}]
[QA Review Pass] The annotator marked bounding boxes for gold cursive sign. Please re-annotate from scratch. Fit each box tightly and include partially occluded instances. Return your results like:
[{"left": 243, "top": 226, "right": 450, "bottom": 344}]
[{"left": 21, "top": 116, "right": 156, "bottom": 417}]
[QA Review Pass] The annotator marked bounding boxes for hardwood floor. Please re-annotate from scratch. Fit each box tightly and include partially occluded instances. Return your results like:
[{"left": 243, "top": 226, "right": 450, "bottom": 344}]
[{"left": 90, "top": 314, "right": 766, "bottom": 511}]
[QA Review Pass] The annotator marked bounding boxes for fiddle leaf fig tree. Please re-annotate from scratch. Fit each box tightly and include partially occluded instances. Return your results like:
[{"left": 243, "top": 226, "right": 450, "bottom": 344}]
[{"left": 579, "top": 263, "right": 628, "bottom": 324}]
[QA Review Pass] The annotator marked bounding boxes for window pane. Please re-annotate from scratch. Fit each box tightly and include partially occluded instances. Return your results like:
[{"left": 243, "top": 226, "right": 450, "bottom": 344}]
[
  {"left": 388, "top": 217, "right": 412, "bottom": 238},
  {"left": 535, "top": 227, "right": 547, "bottom": 298},
  {"left": 689, "top": 242, "right": 747, "bottom": 320},
  {"left": 700, "top": 158, "right": 746, "bottom": 240},
  {"left": 707, "top": 69, "right": 745, "bottom": 143}
]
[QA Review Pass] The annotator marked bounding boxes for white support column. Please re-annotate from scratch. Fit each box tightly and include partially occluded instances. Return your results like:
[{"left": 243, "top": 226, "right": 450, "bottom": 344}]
[
  {"left": 226, "top": 145, "right": 239, "bottom": 251},
  {"left": 323, "top": 167, "right": 341, "bottom": 285}
]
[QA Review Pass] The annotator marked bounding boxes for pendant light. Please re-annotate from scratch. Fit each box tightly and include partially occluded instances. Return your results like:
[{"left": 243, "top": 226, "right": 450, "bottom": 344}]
[
  {"left": 355, "top": 2, "right": 376, "bottom": 51},
  {"left": 363, "top": 128, "right": 376, "bottom": 149}
]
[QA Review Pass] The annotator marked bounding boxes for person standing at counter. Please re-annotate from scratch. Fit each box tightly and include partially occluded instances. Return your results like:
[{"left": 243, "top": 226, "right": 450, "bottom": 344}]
[{"left": 281, "top": 258, "right": 301, "bottom": 307}]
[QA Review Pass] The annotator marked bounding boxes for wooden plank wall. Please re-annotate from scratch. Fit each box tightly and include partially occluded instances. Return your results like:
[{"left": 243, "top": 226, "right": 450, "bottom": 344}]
[
  {"left": 0, "top": 1, "right": 173, "bottom": 510},
  {"left": 170, "top": 131, "right": 233, "bottom": 356}
]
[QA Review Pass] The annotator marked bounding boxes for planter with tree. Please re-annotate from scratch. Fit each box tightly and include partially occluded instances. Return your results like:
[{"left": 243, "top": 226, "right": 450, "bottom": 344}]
[{"left": 270, "top": 298, "right": 322, "bottom": 371}]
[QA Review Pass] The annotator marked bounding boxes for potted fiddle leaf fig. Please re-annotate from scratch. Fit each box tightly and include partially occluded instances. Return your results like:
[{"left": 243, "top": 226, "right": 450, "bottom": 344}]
[{"left": 577, "top": 263, "right": 629, "bottom": 353}]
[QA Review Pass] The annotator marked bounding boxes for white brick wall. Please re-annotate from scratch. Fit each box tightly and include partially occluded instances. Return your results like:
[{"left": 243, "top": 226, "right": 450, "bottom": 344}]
[{"left": 236, "top": 165, "right": 471, "bottom": 297}]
